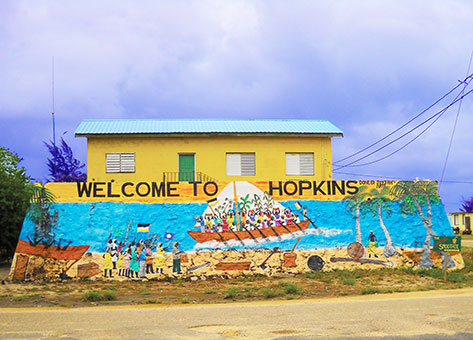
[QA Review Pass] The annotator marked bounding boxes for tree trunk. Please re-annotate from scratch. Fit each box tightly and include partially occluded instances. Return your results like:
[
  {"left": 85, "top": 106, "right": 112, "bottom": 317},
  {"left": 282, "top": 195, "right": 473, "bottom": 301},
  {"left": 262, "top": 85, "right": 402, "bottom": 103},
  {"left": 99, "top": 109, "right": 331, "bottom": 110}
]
[
  {"left": 412, "top": 196, "right": 434, "bottom": 268},
  {"left": 356, "top": 206, "right": 361, "bottom": 243},
  {"left": 378, "top": 205, "right": 397, "bottom": 257}
]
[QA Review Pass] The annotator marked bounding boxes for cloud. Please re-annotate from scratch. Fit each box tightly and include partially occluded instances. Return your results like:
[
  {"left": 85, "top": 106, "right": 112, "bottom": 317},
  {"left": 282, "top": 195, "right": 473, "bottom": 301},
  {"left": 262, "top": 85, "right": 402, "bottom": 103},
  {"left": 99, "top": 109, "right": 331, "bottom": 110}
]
[{"left": 1, "top": 0, "right": 473, "bottom": 210}]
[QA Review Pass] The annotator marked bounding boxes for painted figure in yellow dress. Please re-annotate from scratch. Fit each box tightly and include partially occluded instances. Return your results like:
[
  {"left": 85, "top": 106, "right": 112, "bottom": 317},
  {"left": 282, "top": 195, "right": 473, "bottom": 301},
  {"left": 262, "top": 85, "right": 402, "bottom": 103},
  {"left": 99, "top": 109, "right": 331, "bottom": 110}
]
[{"left": 155, "top": 242, "right": 166, "bottom": 274}]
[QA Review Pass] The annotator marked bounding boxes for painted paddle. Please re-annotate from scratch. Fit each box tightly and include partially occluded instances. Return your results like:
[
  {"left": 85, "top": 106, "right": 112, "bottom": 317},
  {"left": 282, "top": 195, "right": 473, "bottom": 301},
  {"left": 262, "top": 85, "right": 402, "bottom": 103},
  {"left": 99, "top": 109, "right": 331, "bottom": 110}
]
[
  {"left": 188, "top": 261, "right": 211, "bottom": 272},
  {"left": 259, "top": 247, "right": 280, "bottom": 270}
]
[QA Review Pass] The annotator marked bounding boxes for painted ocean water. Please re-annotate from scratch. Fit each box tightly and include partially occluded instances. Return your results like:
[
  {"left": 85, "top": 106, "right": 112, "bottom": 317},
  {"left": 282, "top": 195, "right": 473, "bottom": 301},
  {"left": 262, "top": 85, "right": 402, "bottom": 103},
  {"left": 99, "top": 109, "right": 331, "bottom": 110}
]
[{"left": 19, "top": 200, "right": 453, "bottom": 253}]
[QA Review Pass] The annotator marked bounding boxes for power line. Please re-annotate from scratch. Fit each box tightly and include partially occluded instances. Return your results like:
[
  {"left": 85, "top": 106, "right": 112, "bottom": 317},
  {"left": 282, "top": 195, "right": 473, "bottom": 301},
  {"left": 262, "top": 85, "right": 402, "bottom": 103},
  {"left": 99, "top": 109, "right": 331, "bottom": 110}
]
[
  {"left": 439, "top": 50, "right": 473, "bottom": 190},
  {"left": 334, "top": 87, "right": 473, "bottom": 171},
  {"left": 333, "top": 73, "right": 473, "bottom": 165}
]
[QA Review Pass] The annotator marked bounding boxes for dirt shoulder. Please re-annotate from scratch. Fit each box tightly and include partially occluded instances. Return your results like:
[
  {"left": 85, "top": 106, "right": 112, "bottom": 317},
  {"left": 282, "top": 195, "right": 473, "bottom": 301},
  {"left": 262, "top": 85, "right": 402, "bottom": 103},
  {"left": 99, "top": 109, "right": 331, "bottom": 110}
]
[{"left": 1, "top": 248, "right": 472, "bottom": 309}]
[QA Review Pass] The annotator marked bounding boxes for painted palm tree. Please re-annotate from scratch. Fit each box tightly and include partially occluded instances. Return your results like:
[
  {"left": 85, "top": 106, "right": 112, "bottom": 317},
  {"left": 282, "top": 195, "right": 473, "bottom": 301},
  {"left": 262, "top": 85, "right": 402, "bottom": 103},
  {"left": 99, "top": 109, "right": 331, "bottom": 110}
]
[
  {"left": 365, "top": 186, "right": 397, "bottom": 257},
  {"left": 27, "top": 184, "right": 57, "bottom": 246},
  {"left": 390, "top": 181, "right": 440, "bottom": 268},
  {"left": 342, "top": 185, "right": 368, "bottom": 243}
]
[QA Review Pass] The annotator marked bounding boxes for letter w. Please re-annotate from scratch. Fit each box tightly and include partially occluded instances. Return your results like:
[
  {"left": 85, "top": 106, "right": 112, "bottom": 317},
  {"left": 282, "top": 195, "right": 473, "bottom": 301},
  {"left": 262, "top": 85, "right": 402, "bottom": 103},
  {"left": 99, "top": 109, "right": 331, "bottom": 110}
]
[{"left": 77, "top": 182, "right": 93, "bottom": 197}]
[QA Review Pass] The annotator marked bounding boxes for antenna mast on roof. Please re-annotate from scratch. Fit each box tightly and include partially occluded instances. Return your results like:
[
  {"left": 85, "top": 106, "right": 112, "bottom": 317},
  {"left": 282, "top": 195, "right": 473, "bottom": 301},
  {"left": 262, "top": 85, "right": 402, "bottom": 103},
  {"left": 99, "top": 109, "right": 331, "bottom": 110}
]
[{"left": 51, "top": 56, "right": 56, "bottom": 146}]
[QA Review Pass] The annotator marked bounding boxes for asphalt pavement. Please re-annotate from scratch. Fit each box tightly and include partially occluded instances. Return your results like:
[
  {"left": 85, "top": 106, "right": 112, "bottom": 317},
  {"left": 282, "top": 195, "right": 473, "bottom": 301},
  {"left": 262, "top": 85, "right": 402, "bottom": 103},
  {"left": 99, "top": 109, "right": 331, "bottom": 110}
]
[{"left": 0, "top": 288, "right": 472, "bottom": 340}]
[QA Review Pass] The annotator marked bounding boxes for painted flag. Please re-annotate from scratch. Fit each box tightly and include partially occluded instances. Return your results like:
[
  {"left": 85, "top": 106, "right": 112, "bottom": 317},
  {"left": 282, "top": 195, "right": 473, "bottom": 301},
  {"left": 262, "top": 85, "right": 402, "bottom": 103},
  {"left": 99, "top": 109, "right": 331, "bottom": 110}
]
[
  {"left": 207, "top": 198, "right": 219, "bottom": 206},
  {"left": 164, "top": 232, "right": 175, "bottom": 240},
  {"left": 293, "top": 202, "right": 302, "bottom": 210},
  {"left": 137, "top": 223, "right": 150, "bottom": 233}
]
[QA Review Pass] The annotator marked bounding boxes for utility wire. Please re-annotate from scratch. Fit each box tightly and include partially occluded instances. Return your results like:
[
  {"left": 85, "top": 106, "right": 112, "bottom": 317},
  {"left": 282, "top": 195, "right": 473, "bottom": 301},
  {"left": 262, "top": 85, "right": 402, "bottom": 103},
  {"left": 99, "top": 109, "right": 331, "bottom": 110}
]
[
  {"left": 333, "top": 87, "right": 473, "bottom": 171},
  {"left": 333, "top": 73, "right": 473, "bottom": 165},
  {"left": 439, "top": 50, "right": 473, "bottom": 190},
  {"left": 337, "top": 83, "right": 471, "bottom": 168}
]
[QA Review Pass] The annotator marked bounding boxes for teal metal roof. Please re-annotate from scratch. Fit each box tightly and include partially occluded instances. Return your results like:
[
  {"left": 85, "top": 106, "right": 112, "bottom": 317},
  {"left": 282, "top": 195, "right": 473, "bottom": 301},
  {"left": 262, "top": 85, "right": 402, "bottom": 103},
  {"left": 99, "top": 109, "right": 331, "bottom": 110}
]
[{"left": 75, "top": 119, "right": 343, "bottom": 137}]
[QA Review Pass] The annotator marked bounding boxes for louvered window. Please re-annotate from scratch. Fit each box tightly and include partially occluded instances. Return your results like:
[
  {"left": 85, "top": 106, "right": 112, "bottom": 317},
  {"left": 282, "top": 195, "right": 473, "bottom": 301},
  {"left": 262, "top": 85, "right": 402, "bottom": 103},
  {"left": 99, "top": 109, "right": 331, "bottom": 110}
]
[
  {"left": 106, "top": 153, "right": 135, "bottom": 173},
  {"left": 286, "top": 153, "right": 314, "bottom": 175},
  {"left": 226, "top": 153, "right": 255, "bottom": 176}
]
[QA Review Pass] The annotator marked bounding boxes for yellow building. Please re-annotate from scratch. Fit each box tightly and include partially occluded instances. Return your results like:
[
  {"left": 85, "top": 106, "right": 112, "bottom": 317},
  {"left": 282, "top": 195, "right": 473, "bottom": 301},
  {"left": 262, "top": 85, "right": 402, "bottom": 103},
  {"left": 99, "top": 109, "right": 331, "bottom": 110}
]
[
  {"left": 75, "top": 119, "right": 343, "bottom": 183},
  {"left": 448, "top": 212, "right": 473, "bottom": 234}
]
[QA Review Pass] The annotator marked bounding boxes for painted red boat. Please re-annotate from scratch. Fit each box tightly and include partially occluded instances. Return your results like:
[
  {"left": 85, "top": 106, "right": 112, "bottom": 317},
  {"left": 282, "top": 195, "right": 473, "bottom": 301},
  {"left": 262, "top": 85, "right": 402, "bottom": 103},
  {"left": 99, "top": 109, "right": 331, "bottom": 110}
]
[
  {"left": 15, "top": 239, "right": 90, "bottom": 261},
  {"left": 187, "top": 220, "right": 310, "bottom": 243}
]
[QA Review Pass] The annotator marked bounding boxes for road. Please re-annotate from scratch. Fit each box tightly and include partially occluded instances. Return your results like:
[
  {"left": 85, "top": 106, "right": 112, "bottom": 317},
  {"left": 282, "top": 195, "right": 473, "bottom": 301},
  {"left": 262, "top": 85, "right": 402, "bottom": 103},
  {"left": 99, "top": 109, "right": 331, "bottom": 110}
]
[{"left": 0, "top": 288, "right": 472, "bottom": 340}]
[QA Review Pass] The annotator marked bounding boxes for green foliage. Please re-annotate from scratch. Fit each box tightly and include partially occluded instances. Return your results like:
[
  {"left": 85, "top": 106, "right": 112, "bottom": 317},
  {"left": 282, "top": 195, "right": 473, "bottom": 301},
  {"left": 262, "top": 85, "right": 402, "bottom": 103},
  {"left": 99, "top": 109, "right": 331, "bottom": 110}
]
[
  {"left": 81, "top": 290, "right": 117, "bottom": 301},
  {"left": 390, "top": 181, "right": 440, "bottom": 216},
  {"left": 342, "top": 185, "right": 369, "bottom": 216},
  {"left": 278, "top": 281, "right": 302, "bottom": 294},
  {"left": 260, "top": 287, "right": 278, "bottom": 298},
  {"left": 0, "top": 147, "right": 33, "bottom": 260},
  {"left": 366, "top": 186, "right": 392, "bottom": 217},
  {"left": 224, "top": 287, "right": 241, "bottom": 299},
  {"left": 13, "top": 293, "right": 42, "bottom": 301},
  {"left": 204, "top": 289, "right": 217, "bottom": 294},
  {"left": 360, "top": 287, "right": 383, "bottom": 295}
]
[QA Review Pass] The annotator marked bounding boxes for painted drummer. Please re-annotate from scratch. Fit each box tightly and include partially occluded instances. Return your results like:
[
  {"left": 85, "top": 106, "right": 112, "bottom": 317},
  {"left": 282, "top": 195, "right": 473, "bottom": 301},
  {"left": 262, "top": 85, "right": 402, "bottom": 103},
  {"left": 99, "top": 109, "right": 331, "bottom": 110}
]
[{"left": 367, "top": 230, "right": 378, "bottom": 258}]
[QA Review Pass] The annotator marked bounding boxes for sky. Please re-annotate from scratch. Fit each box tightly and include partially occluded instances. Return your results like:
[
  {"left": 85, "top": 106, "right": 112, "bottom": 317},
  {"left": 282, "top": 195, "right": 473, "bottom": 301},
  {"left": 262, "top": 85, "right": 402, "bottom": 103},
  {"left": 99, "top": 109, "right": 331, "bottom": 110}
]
[{"left": 1, "top": 1, "right": 473, "bottom": 212}]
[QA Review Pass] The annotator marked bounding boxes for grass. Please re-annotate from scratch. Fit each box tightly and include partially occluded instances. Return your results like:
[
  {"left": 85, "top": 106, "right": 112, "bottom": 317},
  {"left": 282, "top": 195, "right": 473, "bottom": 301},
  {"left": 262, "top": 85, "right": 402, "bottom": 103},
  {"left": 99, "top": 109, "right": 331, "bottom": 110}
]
[
  {"left": 261, "top": 287, "right": 278, "bottom": 299},
  {"left": 145, "top": 298, "right": 162, "bottom": 304},
  {"left": 224, "top": 287, "right": 240, "bottom": 299},
  {"left": 81, "top": 290, "right": 117, "bottom": 302},
  {"left": 2, "top": 248, "right": 472, "bottom": 308},
  {"left": 13, "top": 294, "right": 42, "bottom": 301},
  {"left": 278, "top": 281, "right": 302, "bottom": 295}
]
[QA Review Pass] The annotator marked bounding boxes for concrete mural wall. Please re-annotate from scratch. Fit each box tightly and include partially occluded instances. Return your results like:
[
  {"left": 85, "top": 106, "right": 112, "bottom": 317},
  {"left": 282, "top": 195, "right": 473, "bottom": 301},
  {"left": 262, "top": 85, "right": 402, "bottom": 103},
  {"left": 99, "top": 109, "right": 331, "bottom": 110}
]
[{"left": 9, "top": 180, "right": 463, "bottom": 281}]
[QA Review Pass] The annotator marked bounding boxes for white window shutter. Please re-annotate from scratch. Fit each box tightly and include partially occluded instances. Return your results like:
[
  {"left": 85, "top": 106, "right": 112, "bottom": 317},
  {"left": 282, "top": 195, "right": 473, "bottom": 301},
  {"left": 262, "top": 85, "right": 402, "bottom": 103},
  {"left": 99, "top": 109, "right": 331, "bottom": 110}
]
[
  {"left": 226, "top": 154, "right": 241, "bottom": 176},
  {"left": 286, "top": 153, "right": 314, "bottom": 175},
  {"left": 120, "top": 153, "right": 135, "bottom": 173},
  {"left": 106, "top": 153, "right": 135, "bottom": 173},
  {"left": 106, "top": 153, "right": 121, "bottom": 173},
  {"left": 299, "top": 153, "right": 314, "bottom": 175},
  {"left": 286, "top": 153, "right": 300, "bottom": 175},
  {"left": 241, "top": 154, "right": 255, "bottom": 176}
]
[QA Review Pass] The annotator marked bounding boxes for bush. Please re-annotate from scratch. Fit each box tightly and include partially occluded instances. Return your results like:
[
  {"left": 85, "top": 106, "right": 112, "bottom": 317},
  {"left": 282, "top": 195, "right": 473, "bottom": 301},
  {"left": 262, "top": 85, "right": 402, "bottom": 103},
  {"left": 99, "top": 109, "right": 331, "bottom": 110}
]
[
  {"left": 224, "top": 287, "right": 240, "bottom": 299},
  {"left": 261, "top": 288, "right": 278, "bottom": 298},
  {"left": 279, "top": 281, "right": 302, "bottom": 294},
  {"left": 81, "top": 290, "right": 117, "bottom": 301}
]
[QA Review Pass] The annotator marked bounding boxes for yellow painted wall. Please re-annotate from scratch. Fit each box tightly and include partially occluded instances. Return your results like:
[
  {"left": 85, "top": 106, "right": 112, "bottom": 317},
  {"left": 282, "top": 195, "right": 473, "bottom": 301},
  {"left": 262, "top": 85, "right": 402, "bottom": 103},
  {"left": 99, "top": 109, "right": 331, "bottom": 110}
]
[{"left": 85, "top": 135, "right": 334, "bottom": 182}]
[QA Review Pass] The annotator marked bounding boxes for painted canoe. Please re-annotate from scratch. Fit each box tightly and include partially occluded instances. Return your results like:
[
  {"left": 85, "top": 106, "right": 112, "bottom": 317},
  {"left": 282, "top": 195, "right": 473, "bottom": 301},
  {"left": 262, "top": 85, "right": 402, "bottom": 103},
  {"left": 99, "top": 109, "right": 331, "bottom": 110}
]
[
  {"left": 15, "top": 239, "right": 90, "bottom": 261},
  {"left": 215, "top": 261, "right": 251, "bottom": 271},
  {"left": 187, "top": 220, "right": 310, "bottom": 243}
]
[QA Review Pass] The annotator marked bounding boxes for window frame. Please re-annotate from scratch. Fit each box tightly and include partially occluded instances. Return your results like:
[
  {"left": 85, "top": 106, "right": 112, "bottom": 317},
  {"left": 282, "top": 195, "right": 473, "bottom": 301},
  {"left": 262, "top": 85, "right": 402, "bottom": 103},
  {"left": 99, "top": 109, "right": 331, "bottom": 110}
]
[
  {"left": 226, "top": 153, "right": 256, "bottom": 176},
  {"left": 106, "top": 152, "right": 135, "bottom": 173},
  {"left": 285, "top": 152, "right": 314, "bottom": 176}
]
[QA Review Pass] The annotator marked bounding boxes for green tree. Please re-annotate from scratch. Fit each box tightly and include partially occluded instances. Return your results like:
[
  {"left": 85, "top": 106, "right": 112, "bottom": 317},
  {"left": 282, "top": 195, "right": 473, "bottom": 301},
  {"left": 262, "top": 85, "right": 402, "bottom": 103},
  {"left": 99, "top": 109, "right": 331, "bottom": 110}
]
[
  {"left": 342, "top": 185, "right": 368, "bottom": 243},
  {"left": 365, "top": 186, "right": 397, "bottom": 257},
  {"left": 0, "top": 147, "right": 32, "bottom": 260},
  {"left": 390, "top": 181, "right": 440, "bottom": 268}
]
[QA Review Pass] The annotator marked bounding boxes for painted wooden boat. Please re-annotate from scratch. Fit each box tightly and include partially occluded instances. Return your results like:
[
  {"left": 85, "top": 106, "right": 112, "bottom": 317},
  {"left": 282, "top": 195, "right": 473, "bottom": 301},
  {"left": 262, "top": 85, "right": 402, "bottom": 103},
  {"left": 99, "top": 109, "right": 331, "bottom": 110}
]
[
  {"left": 15, "top": 239, "right": 90, "bottom": 261},
  {"left": 215, "top": 261, "right": 251, "bottom": 271},
  {"left": 187, "top": 220, "right": 310, "bottom": 243}
]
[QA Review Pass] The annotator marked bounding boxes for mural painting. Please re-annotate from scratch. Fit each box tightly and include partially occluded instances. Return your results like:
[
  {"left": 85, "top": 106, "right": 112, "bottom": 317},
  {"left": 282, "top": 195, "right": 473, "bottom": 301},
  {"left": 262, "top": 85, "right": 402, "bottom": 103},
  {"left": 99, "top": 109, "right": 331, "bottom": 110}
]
[{"left": 9, "top": 180, "right": 463, "bottom": 281}]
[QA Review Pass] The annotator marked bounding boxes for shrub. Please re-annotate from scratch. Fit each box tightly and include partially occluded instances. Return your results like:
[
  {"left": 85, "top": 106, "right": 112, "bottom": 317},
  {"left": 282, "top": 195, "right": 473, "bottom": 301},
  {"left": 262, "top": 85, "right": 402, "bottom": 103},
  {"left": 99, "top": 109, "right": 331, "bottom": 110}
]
[
  {"left": 81, "top": 290, "right": 117, "bottom": 301},
  {"left": 13, "top": 294, "right": 42, "bottom": 301},
  {"left": 279, "top": 281, "right": 301, "bottom": 295},
  {"left": 261, "top": 288, "right": 278, "bottom": 298},
  {"left": 224, "top": 287, "right": 240, "bottom": 299}
]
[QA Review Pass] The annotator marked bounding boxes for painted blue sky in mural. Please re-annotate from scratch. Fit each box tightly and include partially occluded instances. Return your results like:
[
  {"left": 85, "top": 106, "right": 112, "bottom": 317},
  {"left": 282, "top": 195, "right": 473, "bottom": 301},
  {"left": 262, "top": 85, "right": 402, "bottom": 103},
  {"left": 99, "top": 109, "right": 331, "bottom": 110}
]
[
  {"left": 19, "top": 199, "right": 453, "bottom": 253},
  {"left": 2, "top": 1, "right": 473, "bottom": 212}
]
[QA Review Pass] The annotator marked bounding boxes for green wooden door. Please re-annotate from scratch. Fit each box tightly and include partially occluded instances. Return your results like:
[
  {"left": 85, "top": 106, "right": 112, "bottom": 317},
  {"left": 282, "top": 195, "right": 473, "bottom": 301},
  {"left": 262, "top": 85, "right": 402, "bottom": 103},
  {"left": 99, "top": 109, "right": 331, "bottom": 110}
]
[{"left": 179, "top": 154, "right": 195, "bottom": 182}]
